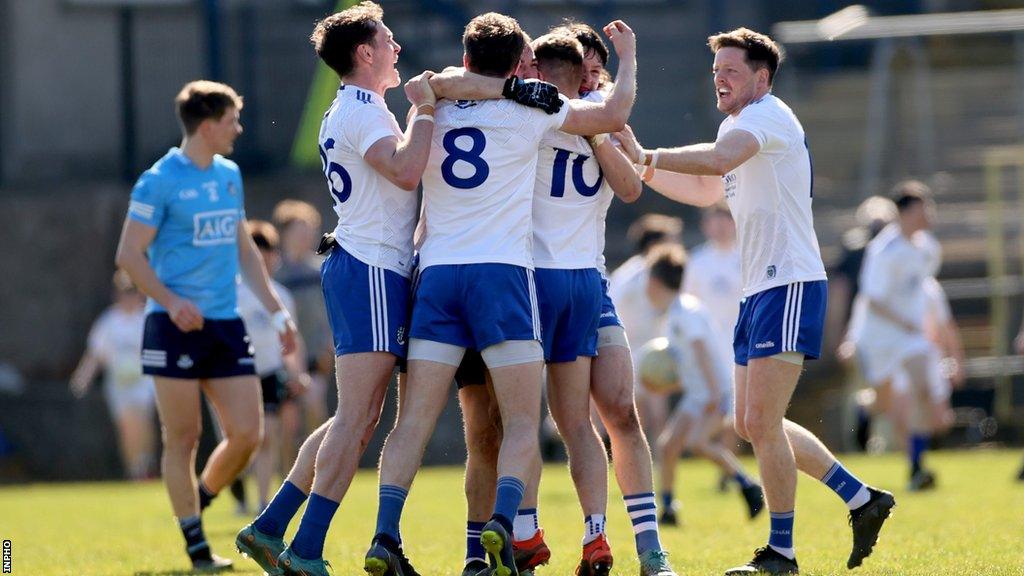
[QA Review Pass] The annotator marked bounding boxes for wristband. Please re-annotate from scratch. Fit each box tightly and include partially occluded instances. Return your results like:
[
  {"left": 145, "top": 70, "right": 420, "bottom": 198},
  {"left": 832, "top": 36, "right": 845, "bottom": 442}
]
[
  {"left": 413, "top": 114, "right": 435, "bottom": 124},
  {"left": 416, "top": 104, "right": 435, "bottom": 115},
  {"left": 638, "top": 149, "right": 647, "bottom": 167},
  {"left": 651, "top": 149, "right": 661, "bottom": 169},
  {"left": 640, "top": 163, "right": 655, "bottom": 183},
  {"left": 271, "top": 309, "right": 294, "bottom": 335}
]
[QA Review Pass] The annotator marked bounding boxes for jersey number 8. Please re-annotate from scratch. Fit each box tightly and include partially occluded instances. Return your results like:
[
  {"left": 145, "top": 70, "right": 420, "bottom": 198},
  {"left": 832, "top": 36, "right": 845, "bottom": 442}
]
[{"left": 441, "top": 128, "right": 489, "bottom": 189}]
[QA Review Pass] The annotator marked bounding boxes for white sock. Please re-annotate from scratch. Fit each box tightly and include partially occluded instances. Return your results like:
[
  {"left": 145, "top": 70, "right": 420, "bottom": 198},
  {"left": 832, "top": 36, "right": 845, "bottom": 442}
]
[
  {"left": 582, "top": 514, "right": 606, "bottom": 545},
  {"left": 513, "top": 508, "right": 539, "bottom": 541},
  {"left": 847, "top": 485, "right": 871, "bottom": 510},
  {"left": 770, "top": 544, "right": 796, "bottom": 560}
]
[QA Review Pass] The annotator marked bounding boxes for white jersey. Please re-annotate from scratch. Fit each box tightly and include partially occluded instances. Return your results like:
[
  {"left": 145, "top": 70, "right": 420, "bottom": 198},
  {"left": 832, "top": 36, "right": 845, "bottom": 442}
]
[
  {"left": 684, "top": 242, "right": 741, "bottom": 359},
  {"left": 852, "top": 225, "right": 932, "bottom": 339},
  {"left": 582, "top": 90, "right": 615, "bottom": 275},
  {"left": 533, "top": 128, "right": 611, "bottom": 269},
  {"left": 665, "top": 294, "right": 732, "bottom": 396},
  {"left": 86, "top": 306, "right": 151, "bottom": 392},
  {"left": 418, "top": 96, "right": 569, "bottom": 269},
  {"left": 717, "top": 94, "right": 826, "bottom": 296},
  {"left": 237, "top": 279, "right": 296, "bottom": 376},
  {"left": 608, "top": 257, "right": 665, "bottom": 357},
  {"left": 319, "top": 84, "right": 416, "bottom": 277}
]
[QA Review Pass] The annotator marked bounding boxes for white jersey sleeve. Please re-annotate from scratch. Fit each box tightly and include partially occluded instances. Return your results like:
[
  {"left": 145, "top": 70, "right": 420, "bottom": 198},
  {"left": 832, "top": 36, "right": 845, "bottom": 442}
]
[
  {"left": 418, "top": 96, "right": 570, "bottom": 269},
  {"left": 86, "top": 310, "right": 115, "bottom": 362},
  {"left": 718, "top": 95, "right": 826, "bottom": 296},
  {"left": 320, "top": 85, "right": 417, "bottom": 277}
]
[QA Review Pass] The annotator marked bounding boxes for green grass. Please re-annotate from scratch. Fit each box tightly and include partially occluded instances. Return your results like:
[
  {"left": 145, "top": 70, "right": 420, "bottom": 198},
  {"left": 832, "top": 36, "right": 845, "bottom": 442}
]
[{"left": 2, "top": 449, "right": 1023, "bottom": 575}]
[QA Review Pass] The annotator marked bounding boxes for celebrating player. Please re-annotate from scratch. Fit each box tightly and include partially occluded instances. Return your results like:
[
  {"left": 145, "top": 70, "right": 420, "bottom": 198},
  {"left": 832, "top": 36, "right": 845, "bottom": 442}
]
[
  {"left": 616, "top": 28, "right": 895, "bottom": 575},
  {"left": 115, "top": 80, "right": 296, "bottom": 572},
  {"left": 363, "top": 13, "right": 637, "bottom": 576}
]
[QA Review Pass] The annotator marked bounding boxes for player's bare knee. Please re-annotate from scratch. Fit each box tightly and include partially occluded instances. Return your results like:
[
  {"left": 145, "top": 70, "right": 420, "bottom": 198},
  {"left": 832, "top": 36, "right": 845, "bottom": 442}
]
[
  {"left": 162, "top": 424, "right": 201, "bottom": 450},
  {"left": 742, "top": 411, "right": 778, "bottom": 443}
]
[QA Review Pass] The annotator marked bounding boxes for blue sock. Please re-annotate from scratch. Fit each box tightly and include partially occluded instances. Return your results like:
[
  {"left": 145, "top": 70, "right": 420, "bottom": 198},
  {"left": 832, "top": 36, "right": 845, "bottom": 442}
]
[
  {"left": 733, "top": 472, "right": 755, "bottom": 490},
  {"left": 290, "top": 493, "right": 339, "bottom": 560},
  {"left": 909, "top": 434, "right": 930, "bottom": 473},
  {"left": 820, "top": 461, "right": 866, "bottom": 504},
  {"left": 623, "top": 492, "right": 662, "bottom": 555},
  {"left": 375, "top": 484, "right": 409, "bottom": 544},
  {"left": 660, "top": 491, "right": 673, "bottom": 510},
  {"left": 465, "top": 521, "right": 487, "bottom": 564},
  {"left": 768, "top": 511, "right": 795, "bottom": 558},
  {"left": 253, "top": 481, "right": 308, "bottom": 539},
  {"left": 492, "top": 477, "right": 526, "bottom": 532}
]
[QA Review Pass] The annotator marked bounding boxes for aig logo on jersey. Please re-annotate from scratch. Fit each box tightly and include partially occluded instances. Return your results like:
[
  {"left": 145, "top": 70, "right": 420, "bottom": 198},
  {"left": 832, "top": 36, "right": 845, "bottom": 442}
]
[{"left": 193, "top": 209, "right": 239, "bottom": 246}]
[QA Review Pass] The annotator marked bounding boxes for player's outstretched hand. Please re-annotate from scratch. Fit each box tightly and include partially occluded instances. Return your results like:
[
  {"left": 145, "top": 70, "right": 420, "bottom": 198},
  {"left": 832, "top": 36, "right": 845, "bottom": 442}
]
[
  {"left": 503, "top": 77, "right": 563, "bottom": 114},
  {"left": 604, "top": 20, "right": 635, "bottom": 57},
  {"left": 405, "top": 71, "right": 437, "bottom": 108},
  {"left": 614, "top": 124, "right": 642, "bottom": 164},
  {"left": 168, "top": 296, "right": 204, "bottom": 332}
]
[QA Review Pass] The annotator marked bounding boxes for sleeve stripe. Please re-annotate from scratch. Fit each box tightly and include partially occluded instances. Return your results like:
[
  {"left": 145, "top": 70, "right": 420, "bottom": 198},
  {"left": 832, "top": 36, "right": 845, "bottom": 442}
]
[{"left": 129, "top": 201, "right": 155, "bottom": 218}]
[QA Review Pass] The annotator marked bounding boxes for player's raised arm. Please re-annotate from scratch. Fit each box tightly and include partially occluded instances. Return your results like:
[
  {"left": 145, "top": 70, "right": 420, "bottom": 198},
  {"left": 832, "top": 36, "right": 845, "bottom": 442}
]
[
  {"left": 560, "top": 20, "right": 636, "bottom": 136},
  {"left": 427, "top": 67, "right": 564, "bottom": 114},
  {"left": 363, "top": 72, "right": 437, "bottom": 191},
  {"left": 637, "top": 128, "right": 760, "bottom": 177},
  {"left": 615, "top": 124, "right": 724, "bottom": 207},
  {"left": 589, "top": 135, "right": 641, "bottom": 202}
]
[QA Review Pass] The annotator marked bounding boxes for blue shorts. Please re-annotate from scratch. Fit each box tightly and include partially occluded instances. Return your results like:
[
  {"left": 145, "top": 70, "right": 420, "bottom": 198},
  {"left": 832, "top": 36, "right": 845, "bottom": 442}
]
[
  {"left": 321, "top": 245, "right": 411, "bottom": 358},
  {"left": 141, "top": 313, "right": 256, "bottom": 379},
  {"left": 410, "top": 263, "right": 540, "bottom": 350},
  {"left": 733, "top": 280, "right": 827, "bottom": 367},
  {"left": 536, "top": 268, "right": 602, "bottom": 363},
  {"left": 598, "top": 277, "right": 622, "bottom": 328}
]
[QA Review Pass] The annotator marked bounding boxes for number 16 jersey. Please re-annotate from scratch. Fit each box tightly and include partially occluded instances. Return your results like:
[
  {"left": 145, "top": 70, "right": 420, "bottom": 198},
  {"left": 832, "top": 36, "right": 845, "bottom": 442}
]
[
  {"left": 318, "top": 84, "right": 417, "bottom": 278},
  {"left": 418, "top": 97, "right": 569, "bottom": 270}
]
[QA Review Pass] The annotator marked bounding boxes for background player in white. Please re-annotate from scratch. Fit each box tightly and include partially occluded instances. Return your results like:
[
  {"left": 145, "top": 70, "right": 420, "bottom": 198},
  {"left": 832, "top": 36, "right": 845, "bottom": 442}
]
[
  {"left": 70, "top": 270, "right": 156, "bottom": 481},
  {"left": 236, "top": 221, "right": 311, "bottom": 512},
  {"left": 364, "top": 14, "right": 637, "bottom": 576},
  {"left": 642, "top": 244, "right": 765, "bottom": 525},
  {"left": 116, "top": 80, "right": 296, "bottom": 572},
  {"left": 608, "top": 215, "right": 683, "bottom": 443},
  {"left": 615, "top": 28, "right": 894, "bottom": 575},
  {"left": 847, "top": 183, "right": 943, "bottom": 490},
  {"left": 235, "top": 4, "right": 439, "bottom": 575}
]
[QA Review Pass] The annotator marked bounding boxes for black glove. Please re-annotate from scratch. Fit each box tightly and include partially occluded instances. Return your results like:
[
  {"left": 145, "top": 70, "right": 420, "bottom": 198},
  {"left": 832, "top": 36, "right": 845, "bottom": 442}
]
[{"left": 502, "top": 76, "right": 563, "bottom": 115}]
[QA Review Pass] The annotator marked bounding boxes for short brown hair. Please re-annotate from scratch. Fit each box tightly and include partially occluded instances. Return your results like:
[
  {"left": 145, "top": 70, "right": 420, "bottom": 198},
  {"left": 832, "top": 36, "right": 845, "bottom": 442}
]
[
  {"left": 247, "top": 220, "right": 280, "bottom": 252},
  {"left": 647, "top": 243, "right": 686, "bottom": 292},
  {"left": 551, "top": 20, "right": 609, "bottom": 66},
  {"left": 174, "top": 80, "right": 243, "bottom": 135},
  {"left": 627, "top": 214, "right": 683, "bottom": 255},
  {"left": 272, "top": 199, "right": 322, "bottom": 231},
  {"left": 708, "top": 27, "right": 783, "bottom": 85},
  {"left": 311, "top": 1, "right": 384, "bottom": 79},
  {"left": 531, "top": 33, "right": 584, "bottom": 88},
  {"left": 892, "top": 180, "right": 931, "bottom": 212},
  {"left": 463, "top": 13, "right": 525, "bottom": 78}
]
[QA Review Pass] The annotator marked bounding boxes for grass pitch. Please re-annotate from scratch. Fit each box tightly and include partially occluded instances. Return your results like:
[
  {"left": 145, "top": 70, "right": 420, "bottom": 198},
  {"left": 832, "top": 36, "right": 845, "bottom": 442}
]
[{"left": 2, "top": 449, "right": 1023, "bottom": 575}]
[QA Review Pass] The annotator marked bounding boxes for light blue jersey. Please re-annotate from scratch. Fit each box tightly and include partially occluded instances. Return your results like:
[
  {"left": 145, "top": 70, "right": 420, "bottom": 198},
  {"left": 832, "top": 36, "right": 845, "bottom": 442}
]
[{"left": 128, "top": 147, "right": 245, "bottom": 319}]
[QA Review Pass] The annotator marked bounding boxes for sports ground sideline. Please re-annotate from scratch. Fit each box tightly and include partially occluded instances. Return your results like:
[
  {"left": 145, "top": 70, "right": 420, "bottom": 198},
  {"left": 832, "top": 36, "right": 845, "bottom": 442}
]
[{"left": 1, "top": 450, "right": 1021, "bottom": 575}]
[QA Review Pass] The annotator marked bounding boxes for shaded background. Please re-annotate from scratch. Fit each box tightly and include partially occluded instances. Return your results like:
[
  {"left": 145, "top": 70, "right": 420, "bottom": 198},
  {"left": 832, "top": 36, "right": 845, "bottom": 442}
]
[{"left": 1, "top": 0, "right": 1023, "bottom": 480}]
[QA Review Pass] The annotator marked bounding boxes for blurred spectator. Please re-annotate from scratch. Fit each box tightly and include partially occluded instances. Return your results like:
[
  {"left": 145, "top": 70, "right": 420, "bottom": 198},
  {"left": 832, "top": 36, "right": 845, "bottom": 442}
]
[
  {"left": 70, "top": 270, "right": 156, "bottom": 480},
  {"left": 608, "top": 214, "right": 683, "bottom": 444},
  {"left": 271, "top": 200, "right": 333, "bottom": 460},
  {"left": 237, "top": 220, "right": 310, "bottom": 511}
]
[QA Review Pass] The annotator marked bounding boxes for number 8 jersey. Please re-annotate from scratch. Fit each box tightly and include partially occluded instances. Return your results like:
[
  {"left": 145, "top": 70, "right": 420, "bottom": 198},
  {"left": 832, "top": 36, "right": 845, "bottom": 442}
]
[
  {"left": 318, "top": 85, "right": 417, "bottom": 278},
  {"left": 418, "top": 97, "right": 569, "bottom": 270}
]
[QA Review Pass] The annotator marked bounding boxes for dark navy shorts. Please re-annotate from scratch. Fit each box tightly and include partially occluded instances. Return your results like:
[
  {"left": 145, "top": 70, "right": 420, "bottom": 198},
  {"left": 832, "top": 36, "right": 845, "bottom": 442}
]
[
  {"left": 260, "top": 370, "right": 289, "bottom": 414},
  {"left": 733, "top": 281, "right": 827, "bottom": 367},
  {"left": 141, "top": 313, "right": 256, "bottom": 379}
]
